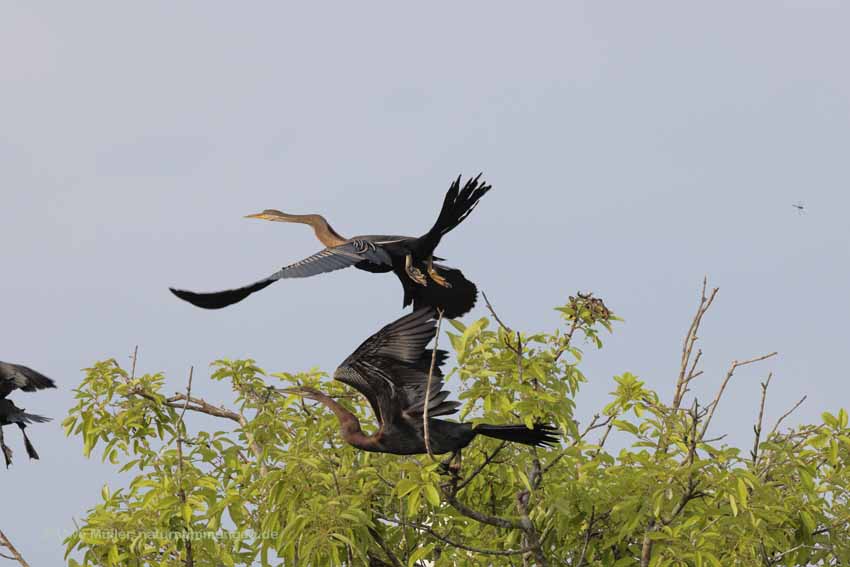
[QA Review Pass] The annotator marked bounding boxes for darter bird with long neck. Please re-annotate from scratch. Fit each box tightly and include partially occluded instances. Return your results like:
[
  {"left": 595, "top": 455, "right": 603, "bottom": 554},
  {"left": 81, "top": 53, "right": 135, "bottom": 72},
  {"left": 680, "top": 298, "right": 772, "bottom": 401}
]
[
  {"left": 0, "top": 361, "right": 55, "bottom": 468},
  {"left": 280, "top": 308, "right": 558, "bottom": 456},
  {"left": 169, "top": 175, "right": 491, "bottom": 319}
]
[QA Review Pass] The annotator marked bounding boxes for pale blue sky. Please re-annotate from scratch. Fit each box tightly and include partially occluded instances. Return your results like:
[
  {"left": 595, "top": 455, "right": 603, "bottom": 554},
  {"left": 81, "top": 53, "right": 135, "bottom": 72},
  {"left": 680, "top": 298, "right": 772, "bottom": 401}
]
[{"left": 2, "top": 2, "right": 849, "bottom": 564}]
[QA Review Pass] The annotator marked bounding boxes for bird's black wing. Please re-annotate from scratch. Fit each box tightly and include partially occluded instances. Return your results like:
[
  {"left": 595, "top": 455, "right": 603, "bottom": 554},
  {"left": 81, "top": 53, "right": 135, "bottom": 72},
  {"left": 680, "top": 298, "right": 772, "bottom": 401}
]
[
  {"left": 333, "top": 309, "right": 459, "bottom": 426},
  {"left": 0, "top": 362, "right": 56, "bottom": 399},
  {"left": 170, "top": 240, "right": 393, "bottom": 309}
]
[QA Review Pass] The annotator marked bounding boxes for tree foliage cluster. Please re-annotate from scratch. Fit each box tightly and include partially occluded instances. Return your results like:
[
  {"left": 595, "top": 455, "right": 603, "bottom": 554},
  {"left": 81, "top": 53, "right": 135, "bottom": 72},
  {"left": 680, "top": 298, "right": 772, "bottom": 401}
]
[{"left": 63, "top": 286, "right": 850, "bottom": 566}]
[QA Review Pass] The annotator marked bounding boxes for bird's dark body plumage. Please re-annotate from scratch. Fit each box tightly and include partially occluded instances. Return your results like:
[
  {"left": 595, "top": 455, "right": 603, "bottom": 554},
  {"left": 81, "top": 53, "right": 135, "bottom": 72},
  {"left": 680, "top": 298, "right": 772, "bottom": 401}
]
[
  {"left": 287, "top": 308, "right": 559, "bottom": 455},
  {"left": 170, "top": 175, "right": 491, "bottom": 319},
  {"left": 0, "top": 361, "right": 55, "bottom": 468}
]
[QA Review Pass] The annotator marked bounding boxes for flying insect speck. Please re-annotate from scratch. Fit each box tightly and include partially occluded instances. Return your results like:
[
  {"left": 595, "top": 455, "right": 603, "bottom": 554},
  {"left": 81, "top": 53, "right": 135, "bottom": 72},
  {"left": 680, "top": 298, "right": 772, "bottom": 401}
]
[{"left": 792, "top": 201, "right": 806, "bottom": 215}]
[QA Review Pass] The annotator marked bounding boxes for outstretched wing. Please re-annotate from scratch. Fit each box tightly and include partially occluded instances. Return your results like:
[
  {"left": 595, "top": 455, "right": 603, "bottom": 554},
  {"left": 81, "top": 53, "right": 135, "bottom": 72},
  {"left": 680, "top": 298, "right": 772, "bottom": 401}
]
[
  {"left": 170, "top": 240, "right": 392, "bottom": 309},
  {"left": 0, "top": 362, "right": 57, "bottom": 399},
  {"left": 332, "top": 309, "right": 459, "bottom": 426}
]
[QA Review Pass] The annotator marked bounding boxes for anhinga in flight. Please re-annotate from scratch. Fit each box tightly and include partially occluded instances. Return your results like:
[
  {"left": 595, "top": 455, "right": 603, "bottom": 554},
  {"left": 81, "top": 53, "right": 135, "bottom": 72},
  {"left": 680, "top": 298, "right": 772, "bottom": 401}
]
[
  {"left": 0, "top": 361, "right": 55, "bottom": 468},
  {"left": 282, "top": 308, "right": 558, "bottom": 455},
  {"left": 170, "top": 175, "right": 491, "bottom": 319}
]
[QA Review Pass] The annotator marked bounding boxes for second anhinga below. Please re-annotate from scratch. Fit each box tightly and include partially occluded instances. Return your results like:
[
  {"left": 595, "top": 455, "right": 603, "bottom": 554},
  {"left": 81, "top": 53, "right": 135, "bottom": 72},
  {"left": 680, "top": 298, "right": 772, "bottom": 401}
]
[
  {"left": 0, "top": 361, "right": 55, "bottom": 468},
  {"left": 280, "top": 308, "right": 559, "bottom": 456},
  {"left": 169, "top": 175, "right": 491, "bottom": 319}
]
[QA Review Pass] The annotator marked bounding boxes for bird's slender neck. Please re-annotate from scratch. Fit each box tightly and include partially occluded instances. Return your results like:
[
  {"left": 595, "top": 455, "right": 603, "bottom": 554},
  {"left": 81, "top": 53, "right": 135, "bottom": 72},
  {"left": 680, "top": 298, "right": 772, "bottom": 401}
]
[
  {"left": 278, "top": 213, "right": 348, "bottom": 247},
  {"left": 304, "top": 391, "right": 376, "bottom": 450}
]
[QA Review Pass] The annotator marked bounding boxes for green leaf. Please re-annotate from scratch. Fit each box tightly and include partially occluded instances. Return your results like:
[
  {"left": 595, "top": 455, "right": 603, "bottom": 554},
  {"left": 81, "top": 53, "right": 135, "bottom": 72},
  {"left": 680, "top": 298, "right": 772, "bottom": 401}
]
[
  {"left": 737, "top": 478, "right": 748, "bottom": 509},
  {"left": 408, "top": 543, "right": 435, "bottom": 567},
  {"left": 800, "top": 511, "right": 816, "bottom": 534},
  {"left": 423, "top": 483, "right": 441, "bottom": 507},
  {"left": 407, "top": 487, "right": 421, "bottom": 516}
]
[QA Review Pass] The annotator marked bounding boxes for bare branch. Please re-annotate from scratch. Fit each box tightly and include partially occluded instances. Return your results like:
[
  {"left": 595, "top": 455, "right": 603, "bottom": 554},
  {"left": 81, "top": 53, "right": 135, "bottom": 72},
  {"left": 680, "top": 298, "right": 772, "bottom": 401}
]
[
  {"left": 442, "top": 474, "right": 522, "bottom": 531},
  {"left": 680, "top": 349, "right": 704, "bottom": 398},
  {"left": 0, "top": 530, "right": 29, "bottom": 567},
  {"left": 367, "top": 527, "right": 404, "bottom": 567},
  {"left": 164, "top": 393, "right": 241, "bottom": 423},
  {"left": 640, "top": 532, "right": 653, "bottom": 567},
  {"left": 129, "top": 384, "right": 241, "bottom": 424},
  {"left": 516, "top": 490, "right": 548, "bottom": 567},
  {"left": 673, "top": 279, "right": 719, "bottom": 410},
  {"left": 130, "top": 345, "right": 139, "bottom": 381},
  {"left": 699, "top": 352, "right": 778, "bottom": 440}
]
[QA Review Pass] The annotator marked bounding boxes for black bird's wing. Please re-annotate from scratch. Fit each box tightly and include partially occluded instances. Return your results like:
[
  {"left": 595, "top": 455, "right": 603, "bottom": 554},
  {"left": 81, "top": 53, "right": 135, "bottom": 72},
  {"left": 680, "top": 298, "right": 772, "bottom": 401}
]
[
  {"left": 0, "top": 362, "right": 56, "bottom": 399},
  {"left": 170, "top": 240, "right": 393, "bottom": 309},
  {"left": 333, "top": 309, "right": 459, "bottom": 427}
]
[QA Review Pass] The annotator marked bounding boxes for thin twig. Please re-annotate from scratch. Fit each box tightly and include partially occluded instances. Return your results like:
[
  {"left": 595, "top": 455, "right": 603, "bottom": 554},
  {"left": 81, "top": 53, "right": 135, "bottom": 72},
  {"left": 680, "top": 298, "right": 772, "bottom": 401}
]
[
  {"left": 751, "top": 373, "right": 773, "bottom": 464},
  {"left": 770, "top": 396, "right": 807, "bottom": 437},
  {"left": 543, "top": 414, "right": 614, "bottom": 474},
  {"left": 130, "top": 345, "right": 139, "bottom": 381},
  {"left": 575, "top": 507, "right": 596, "bottom": 567},
  {"left": 482, "top": 291, "right": 513, "bottom": 333},
  {"left": 457, "top": 442, "right": 507, "bottom": 491},
  {"left": 423, "top": 309, "right": 444, "bottom": 461},
  {"left": 377, "top": 515, "right": 537, "bottom": 557},
  {"left": 483, "top": 292, "right": 546, "bottom": 564},
  {"left": 176, "top": 367, "right": 194, "bottom": 567}
]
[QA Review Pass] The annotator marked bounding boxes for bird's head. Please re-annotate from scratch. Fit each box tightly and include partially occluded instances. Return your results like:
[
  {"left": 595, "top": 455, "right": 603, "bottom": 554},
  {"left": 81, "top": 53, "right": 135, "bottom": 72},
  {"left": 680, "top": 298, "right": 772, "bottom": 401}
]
[
  {"left": 244, "top": 209, "right": 299, "bottom": 222},
  {"left": 277, "top": 385, "right": 325, "bottom": 401}
]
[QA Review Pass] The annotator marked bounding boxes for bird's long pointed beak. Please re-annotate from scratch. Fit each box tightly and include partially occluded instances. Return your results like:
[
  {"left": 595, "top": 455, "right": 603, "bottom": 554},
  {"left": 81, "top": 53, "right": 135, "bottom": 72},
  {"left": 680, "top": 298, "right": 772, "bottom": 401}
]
[{"left": 244, "top": 212, "right": 267, "bottom": 220}]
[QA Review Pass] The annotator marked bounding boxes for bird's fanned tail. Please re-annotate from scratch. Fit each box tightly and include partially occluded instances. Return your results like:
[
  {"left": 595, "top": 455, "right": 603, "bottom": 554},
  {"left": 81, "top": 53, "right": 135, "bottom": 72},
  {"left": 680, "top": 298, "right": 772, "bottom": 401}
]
[
  {"left": 475, "top": 424, "right": 560, "bottom": 447},
  {"left": 425, "top": 174, "right": 492, "bottom": 244},
  {"left": 400, "top": 265, "right": 478, "bottom": 319}
]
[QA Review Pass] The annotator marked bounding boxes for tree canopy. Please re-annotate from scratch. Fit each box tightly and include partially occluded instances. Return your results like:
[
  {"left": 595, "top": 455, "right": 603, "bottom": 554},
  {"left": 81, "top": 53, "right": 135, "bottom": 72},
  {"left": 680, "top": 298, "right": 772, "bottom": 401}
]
[{"left": 62, "top": 286, "right": 850, "bottom": 566}]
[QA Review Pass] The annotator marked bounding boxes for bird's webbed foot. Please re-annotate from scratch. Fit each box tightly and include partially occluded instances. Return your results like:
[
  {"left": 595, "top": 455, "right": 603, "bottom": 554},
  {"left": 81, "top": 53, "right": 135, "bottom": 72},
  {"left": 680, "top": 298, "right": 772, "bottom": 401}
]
[
  {"left": 405, "top": 254, "right": 428, "bottom": 286},
  {"left": 427, "top": 258, "right": 452, "bottom": 288},
  {"left": 438, "top": 450, "right": 462, "bottom": 475}
]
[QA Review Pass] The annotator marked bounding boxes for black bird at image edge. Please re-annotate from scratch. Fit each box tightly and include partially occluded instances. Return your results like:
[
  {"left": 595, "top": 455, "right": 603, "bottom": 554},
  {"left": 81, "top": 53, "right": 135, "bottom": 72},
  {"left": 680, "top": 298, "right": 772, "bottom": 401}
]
[{"left": 0, "top": 361, "right": 55, "bottom": 468}]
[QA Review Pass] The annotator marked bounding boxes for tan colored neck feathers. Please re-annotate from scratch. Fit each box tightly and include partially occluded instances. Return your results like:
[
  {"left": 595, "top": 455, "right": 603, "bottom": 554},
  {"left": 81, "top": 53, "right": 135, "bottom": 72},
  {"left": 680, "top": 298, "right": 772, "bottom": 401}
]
[
  {"left": 305, "top": 391, "right": 369, "bottom": 446},
  {"left": 289, "top": 214, "right": 348, "bottom": 247}
]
